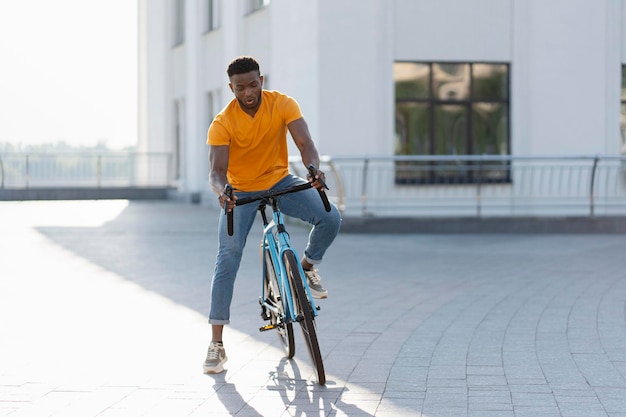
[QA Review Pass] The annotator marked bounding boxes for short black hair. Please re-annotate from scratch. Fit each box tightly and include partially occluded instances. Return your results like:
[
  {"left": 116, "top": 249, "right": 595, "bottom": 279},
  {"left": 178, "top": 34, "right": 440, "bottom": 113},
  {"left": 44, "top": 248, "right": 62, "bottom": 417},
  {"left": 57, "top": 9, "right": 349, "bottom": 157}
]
[{"left": 227, "top": 56, "right": 260, "bottom": 77}]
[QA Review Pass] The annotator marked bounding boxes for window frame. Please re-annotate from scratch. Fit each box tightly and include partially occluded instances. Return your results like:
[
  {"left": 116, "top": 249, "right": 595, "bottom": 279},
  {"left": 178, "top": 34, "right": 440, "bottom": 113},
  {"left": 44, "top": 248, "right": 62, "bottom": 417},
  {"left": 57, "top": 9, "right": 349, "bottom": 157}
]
[{"left": 394, "top": 61, "right": 511, "bottom": 185}]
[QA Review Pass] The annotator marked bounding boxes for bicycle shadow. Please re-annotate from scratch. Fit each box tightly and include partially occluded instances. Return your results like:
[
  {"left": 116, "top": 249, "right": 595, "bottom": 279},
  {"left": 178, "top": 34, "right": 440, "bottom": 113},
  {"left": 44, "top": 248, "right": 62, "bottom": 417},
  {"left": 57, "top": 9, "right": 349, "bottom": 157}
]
[
  {"left": 267, "top": 358, "right": 374, "bottom": 417},
  {"left": 207, "top": 372, "right": 266, "bottom": 417}
]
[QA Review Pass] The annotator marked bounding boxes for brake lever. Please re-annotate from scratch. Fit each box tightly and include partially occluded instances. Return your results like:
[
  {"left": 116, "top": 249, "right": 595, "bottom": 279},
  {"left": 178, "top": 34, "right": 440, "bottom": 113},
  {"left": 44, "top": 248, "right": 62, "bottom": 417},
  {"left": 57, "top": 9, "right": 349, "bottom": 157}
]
[
  {"left": 307, "top": 165, "right": 331, "bottom": 212},
  {"left": 307, "top": 164, "right": 329, "bottom": 190}
]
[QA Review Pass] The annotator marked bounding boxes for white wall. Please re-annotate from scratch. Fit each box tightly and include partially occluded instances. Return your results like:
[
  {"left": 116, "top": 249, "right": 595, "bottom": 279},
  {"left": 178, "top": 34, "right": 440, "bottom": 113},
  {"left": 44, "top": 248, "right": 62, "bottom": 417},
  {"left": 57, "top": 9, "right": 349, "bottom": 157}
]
[
  {"left": 513, "top": 0, "right": 620, "bottom": 155},
  {"left": 623, "top": 0, "right": 626, "bottom": 61},
  {"left": 138, "top": 0, "right": 171, "bottom": 154},
  {"left": 267, "top": 1, "right": 320, "bottom": 154},
  {"left": 318, "top": 0, "right": 394, "bottom": 156},
  {"left": 394, "top": 0, "right": 512, "bottom": 62},
  {"left": 183, "top": 0, "right": 205, "bottom": 193},
  {"left": 240, "top": 7, "right": 271, "bottom": 62}
]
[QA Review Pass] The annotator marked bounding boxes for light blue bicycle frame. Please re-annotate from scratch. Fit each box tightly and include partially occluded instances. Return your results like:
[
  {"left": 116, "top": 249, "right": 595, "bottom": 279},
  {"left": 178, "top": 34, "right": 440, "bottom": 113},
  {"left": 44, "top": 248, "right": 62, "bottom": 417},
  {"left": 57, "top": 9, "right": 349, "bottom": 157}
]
[{"left": 260, "top": 204, "right": 319, "bottom": 324}]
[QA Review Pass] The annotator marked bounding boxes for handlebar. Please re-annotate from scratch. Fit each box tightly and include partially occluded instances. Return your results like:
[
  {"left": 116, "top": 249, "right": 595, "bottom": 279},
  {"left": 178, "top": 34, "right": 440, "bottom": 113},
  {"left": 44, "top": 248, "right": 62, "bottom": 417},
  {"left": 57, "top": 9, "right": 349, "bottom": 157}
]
[
  {"left": 223, "top": 183, "right": 234, "bottom": 235},
  {"left": 224, "top": 165, "right": 331, "bottom": 236}
]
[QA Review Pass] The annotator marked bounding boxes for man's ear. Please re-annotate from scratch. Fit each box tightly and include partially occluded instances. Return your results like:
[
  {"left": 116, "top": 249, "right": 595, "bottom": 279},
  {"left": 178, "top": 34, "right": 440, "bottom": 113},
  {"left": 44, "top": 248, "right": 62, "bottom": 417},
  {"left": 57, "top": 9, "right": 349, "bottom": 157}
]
[
  {"left": 228, "top": 82, "right": 233, "bottom": 93},
  {"left": 260, "top": 75, "right": 264, "bottom": 87}
]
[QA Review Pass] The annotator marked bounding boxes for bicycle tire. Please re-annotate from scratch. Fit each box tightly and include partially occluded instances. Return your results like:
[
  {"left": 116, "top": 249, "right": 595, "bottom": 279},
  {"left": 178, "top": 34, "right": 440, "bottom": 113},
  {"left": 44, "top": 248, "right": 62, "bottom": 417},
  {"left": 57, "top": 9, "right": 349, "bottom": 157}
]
[
  {"left": 283, "top": 250, "right": 326, "bottom": 385},
  {"left": 264, "top": 251, "right": 295, "bottom": 358}
]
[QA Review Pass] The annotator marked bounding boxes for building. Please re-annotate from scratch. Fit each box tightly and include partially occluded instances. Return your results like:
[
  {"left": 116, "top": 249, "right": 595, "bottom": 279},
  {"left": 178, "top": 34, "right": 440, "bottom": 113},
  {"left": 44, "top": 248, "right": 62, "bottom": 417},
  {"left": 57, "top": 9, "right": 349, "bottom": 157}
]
[{"left": 138, "top": 0, "right": 626, "bottom": 216}]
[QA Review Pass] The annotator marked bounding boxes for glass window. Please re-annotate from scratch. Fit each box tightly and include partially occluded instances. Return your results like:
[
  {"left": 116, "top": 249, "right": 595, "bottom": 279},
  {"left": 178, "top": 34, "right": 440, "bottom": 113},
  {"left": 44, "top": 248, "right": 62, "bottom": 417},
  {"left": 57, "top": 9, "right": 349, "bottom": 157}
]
[
  {"left": 173, "top": 0, "right": 185, "bottom": 46},
  {"left": 394, "top": 63, "right": 430, "bottom": 100},
  {"left": 205, "top": 0, "right": 220, "bottom": 32},
  {"left": 434, "top": 104, "right": 467, "bottom": 155},
  {"left": 394, "top": 61, "right": 510, "bottom": 184},
  {"left": 472, "top": 103, "right": 508, "bottom": 155},
  {"left": 473, "top": 103, "right": 509, "bottom": 181},
  {"left": 395, "top": 102, "right": 430, "bottom": 155},
  {"left": 395, "top": 103, "right": 430, "bottom": 183},
  {"left": 473, "top": 64, "right": 508, "bottom": 100},
  {"left": 433, "top": 63, "right": 469, "bottom": 101}
]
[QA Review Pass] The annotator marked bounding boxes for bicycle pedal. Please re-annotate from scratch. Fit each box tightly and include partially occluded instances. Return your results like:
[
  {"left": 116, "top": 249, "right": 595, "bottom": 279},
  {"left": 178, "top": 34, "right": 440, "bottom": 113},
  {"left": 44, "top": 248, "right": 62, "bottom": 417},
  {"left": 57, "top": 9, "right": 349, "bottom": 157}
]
[{"left": 259, "top": 324, "right": 276, "bottom": 332}]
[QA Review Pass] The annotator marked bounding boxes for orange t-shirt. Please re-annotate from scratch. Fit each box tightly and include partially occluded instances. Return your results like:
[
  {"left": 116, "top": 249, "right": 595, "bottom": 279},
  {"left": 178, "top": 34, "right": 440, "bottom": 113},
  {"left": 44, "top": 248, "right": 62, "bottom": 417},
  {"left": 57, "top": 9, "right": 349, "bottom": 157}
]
[{"left": 207, "top": 90, "right": 303, "bottom": 191}]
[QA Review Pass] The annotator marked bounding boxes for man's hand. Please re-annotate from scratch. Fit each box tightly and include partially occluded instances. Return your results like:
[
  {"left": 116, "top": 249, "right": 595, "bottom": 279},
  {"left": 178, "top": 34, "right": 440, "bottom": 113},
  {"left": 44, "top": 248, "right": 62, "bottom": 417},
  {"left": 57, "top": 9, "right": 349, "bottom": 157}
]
[
  {"left": 307, "top": 165, "right": 329, "bottom": 191},
  {"left": 220, "top": 184, "right": 236, "bottom": 213}
]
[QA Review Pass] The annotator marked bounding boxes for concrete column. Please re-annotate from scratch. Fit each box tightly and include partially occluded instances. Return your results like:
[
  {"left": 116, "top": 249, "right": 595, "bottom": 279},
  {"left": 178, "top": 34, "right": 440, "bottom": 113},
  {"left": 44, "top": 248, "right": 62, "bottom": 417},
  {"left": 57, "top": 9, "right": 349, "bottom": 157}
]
[
  {"left": 184, "top": 0, "right": 202, "bottom": 197},
  {"left": 137, "top": 0, "right": 170, "bottom": 184}
]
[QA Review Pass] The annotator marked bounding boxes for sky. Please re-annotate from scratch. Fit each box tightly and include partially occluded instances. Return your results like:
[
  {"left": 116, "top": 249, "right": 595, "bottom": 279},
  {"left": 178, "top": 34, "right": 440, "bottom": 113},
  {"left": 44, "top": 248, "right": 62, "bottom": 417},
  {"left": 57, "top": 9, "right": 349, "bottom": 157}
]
[{"left": 0, "top": 0, "right": 137, "bottom": 149}]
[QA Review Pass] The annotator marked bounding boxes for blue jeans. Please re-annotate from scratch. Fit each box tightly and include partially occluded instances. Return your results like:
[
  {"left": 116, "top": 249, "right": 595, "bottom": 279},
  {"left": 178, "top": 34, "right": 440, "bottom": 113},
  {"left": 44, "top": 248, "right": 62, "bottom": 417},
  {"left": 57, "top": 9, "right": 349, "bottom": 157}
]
[{"left": 209, "top": 174, "right": 342, "bottom": 324}]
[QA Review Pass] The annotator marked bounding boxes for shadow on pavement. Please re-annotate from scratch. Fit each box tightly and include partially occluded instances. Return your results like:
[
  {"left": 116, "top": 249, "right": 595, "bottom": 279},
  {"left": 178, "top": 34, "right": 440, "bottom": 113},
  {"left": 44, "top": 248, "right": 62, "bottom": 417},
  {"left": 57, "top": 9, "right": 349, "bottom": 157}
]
[
  {"left": 33, "top": 200, "right": 382, "bottom": 415},
  {"left": 266, "top": 358, "right": 374, "bottom": 417}
]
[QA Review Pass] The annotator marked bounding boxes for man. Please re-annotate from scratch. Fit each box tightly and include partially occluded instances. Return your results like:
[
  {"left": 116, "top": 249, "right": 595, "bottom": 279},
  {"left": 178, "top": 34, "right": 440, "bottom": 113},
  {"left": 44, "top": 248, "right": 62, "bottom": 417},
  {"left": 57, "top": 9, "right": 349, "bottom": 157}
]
[{"left": 203, "top": 56, "right": 341, "bottom": 374}]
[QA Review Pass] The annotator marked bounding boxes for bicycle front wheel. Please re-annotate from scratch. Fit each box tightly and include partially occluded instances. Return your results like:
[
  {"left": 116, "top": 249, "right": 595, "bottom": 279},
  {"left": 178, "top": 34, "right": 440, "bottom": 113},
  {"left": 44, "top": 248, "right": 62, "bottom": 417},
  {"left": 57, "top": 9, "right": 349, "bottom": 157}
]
[
  {"left": 283, "top": 250, "right": 326, "bottom": 385},
  {"left": 264, "top": 251, "right": 295, "bottom": 358}
]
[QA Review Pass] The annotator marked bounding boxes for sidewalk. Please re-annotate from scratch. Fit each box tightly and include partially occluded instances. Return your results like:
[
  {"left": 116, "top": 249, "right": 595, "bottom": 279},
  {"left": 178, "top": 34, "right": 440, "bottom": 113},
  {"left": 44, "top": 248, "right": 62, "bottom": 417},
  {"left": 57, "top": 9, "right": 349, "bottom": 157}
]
[{"left": 1, "top": 200, "right": 626, "bottom": 417}]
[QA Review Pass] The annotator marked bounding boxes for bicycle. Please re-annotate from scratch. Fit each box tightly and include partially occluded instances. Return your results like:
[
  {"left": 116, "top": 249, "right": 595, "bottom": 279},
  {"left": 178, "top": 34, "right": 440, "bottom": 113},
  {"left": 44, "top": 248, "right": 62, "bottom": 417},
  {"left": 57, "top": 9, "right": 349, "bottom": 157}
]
[{"left": 223, "top": 165, "right": 331, "bottom": 385}]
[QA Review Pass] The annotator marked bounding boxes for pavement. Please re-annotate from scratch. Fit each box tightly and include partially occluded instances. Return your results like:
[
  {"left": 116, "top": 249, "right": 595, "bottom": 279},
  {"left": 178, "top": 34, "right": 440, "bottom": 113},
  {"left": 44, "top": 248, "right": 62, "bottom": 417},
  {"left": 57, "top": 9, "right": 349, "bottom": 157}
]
[{"left": 1, "top": 200, "right": 626, "bottom": 417}]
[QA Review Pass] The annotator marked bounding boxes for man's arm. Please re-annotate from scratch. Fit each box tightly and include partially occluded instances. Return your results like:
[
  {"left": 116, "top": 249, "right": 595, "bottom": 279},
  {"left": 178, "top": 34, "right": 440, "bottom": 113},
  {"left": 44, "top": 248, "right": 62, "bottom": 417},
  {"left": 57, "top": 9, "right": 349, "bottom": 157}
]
[
  {"left": 209, "top": 145, "right": 235, "bottom": 210},
  {"left": 288, "top": 117, "right": 319, "bottom": 168},
  {"left": 288, "top": 118, "right": 326, "bottom": 189}
]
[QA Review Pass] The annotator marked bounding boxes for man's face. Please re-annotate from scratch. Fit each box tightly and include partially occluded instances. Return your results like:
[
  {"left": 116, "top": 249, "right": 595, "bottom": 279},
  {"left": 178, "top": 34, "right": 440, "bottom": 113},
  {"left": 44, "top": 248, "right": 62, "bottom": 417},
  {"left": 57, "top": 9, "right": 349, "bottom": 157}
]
[{"left": 229, "top": 71, "right": 263, "bottom": 113}]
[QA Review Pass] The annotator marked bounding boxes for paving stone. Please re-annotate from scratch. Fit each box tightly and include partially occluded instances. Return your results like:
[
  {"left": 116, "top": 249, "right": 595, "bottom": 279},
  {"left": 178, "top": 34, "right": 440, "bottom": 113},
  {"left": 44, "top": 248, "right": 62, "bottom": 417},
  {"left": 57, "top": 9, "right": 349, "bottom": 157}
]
[{"left": 2, "top": 201, "right": 626, "bottom": 416}]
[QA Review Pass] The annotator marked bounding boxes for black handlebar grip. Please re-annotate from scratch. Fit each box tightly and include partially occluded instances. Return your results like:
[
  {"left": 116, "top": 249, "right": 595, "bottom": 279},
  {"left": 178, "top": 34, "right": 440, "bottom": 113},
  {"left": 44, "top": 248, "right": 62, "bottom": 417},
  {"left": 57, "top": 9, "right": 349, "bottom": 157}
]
[
  {"left": 227, "top": 209, "right": 234, "bottom": 236},
  {"left": 223, "top": 184, "right": 234, "bottom": 236},
  {"left": 307, "top": 165, "right": 331, "bottom": 212},
  {"left": 319, "top": 188, "right": 331, "bottom": 212}
]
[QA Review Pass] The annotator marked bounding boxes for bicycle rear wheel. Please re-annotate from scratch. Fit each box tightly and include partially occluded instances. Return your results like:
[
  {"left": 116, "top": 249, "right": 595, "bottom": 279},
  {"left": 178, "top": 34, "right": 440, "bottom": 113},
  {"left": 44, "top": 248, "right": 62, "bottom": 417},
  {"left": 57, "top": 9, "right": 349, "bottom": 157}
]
[
  {"left": 283, "top": 250, "right": 326, "bottom": 385},
  {"left": 263, "top": 251, "right": 295, "bottom": 358}
]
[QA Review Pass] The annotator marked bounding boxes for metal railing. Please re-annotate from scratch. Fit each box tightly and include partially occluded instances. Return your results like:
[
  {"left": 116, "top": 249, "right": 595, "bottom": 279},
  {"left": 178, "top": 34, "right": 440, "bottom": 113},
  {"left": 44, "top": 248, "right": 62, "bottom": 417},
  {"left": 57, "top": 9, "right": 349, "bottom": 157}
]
[
  {"left": 290, "top": 155, "right": 626, "bottom": 218},
  {"left": 0, "top": 152, "right": 172, "bottom": 189},
  {"left": 3, "top": 152, "right": 626, "bottom": 217}
]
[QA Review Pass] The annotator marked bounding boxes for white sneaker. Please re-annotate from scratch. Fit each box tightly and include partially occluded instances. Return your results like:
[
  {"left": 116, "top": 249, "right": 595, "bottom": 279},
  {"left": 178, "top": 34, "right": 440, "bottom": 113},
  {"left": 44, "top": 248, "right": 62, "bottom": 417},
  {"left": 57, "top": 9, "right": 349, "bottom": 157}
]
[
  {"left": 203, "top": 341, "right": 227, "bottom": 374},
  {"left": 304, "top": 269, "right": 328, "bottom": 299}
]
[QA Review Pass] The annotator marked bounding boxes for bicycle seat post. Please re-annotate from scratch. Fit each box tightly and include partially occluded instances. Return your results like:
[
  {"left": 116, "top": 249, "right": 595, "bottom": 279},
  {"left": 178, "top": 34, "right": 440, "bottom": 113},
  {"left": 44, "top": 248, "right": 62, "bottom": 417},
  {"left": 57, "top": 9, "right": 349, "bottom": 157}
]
[
  {"left": 258, "top": 200, "right": 269, "bottom": 226},
  {"left": 269, "top": 197, "right": 279, "bottom": 212}
]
